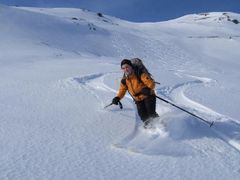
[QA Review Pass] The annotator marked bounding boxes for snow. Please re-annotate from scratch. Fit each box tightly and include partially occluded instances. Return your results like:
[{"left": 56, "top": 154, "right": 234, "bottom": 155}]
[{"left": 0, "top": 5, "right": 240, "bottom": 180}]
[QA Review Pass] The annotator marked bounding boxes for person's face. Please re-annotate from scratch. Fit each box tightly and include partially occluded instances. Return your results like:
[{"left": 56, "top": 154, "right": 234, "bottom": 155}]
[{"left": 121, "top": 64, "right": 133, "bottom": 77}]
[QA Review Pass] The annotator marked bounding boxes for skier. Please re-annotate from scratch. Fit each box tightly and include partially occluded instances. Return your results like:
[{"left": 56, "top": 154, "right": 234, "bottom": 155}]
[{"left": 112, "top": 59, "right": 159, "bottom": 128}]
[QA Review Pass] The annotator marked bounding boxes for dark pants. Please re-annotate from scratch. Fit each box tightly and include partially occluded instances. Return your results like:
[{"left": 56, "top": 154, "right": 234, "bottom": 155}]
[{"left": 135, "top": 95, "right": 159, "bottom": 123}]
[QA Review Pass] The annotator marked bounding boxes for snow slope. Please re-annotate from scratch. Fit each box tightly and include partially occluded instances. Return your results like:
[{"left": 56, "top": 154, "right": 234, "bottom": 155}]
[{"left": 0, "top": 5, "right": 240, "bottom": 180}]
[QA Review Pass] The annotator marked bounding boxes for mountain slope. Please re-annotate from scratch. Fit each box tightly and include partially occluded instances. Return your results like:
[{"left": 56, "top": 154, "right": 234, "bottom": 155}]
[{"left": 0, "top": 6, "right": 240, "bottom": 180}]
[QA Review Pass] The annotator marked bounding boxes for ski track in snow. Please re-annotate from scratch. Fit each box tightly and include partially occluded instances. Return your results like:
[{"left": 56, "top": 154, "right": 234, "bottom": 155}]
[
  {"left": 61, "top": 72, "right": 240, "bottom": 155},
  {"left": 158, "top": 73, "right": 240, "bottom": 153}
]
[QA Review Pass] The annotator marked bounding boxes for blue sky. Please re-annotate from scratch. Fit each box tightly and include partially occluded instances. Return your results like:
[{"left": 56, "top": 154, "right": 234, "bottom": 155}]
[{"left": 1, "top": 0, "right": 240, "bottom": 22}]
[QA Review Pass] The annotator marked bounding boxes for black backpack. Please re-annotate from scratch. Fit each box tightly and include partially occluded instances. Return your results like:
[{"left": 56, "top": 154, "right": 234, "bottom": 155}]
[{"left": 131, "top": 58, "right": 153, "bottom": 83}]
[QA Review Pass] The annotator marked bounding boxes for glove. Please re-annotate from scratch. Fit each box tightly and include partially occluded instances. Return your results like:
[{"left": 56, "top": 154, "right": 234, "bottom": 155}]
[
  {"left": 112, "top": 97, "right": 120, "bottom": 105},
  {"left": 141, "top": 87, "right": 151, "bottom": 96}
]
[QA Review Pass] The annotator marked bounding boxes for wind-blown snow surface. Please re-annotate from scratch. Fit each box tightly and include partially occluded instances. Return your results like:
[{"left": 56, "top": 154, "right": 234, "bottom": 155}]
[{"left": 1, "top": 5, "right": 240, "bottom": 180}]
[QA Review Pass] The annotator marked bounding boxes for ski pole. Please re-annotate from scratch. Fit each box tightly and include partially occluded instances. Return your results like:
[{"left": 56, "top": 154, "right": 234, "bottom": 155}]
[
  {"left": 155, "top": 95, "right": 214, "bottom": 127},
  {"left": 104, "top": 103, "right": 113, "bottom": 109},
  {"left": 104, "top": 101, "right": 123, "bottom": 109}
]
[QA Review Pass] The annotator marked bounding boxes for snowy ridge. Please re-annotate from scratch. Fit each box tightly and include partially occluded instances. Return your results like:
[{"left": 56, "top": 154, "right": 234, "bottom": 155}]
[
  {"left": 174, "top": 12, "right": 240, "bottom": 24},
  {"left": 1, "top": 5, "right": 240, "bottom": 180}
]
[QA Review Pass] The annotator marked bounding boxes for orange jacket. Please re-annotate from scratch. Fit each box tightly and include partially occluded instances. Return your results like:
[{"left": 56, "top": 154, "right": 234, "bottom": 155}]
[{"left": 117, "top": 72, "right": 155, "bottom": 102}]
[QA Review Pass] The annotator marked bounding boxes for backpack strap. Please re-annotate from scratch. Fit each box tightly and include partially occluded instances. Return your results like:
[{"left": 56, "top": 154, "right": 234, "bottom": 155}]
[
  {"left": 133, "top": 66, "right": 143, "bottom": 83},
  {"left": 121, "top": 78, "right": 127, "bottom": 88}
]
